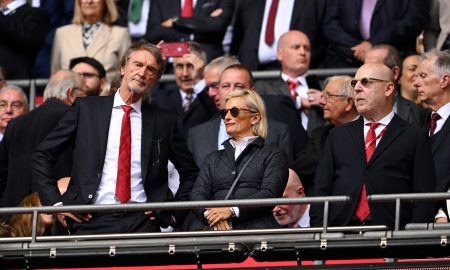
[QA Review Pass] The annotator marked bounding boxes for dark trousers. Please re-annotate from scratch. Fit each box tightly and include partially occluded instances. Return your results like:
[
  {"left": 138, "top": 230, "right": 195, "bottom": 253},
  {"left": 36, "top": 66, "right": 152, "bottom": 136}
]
[{"left": 68, "top": 212, "right": 159, "bottom": 235}]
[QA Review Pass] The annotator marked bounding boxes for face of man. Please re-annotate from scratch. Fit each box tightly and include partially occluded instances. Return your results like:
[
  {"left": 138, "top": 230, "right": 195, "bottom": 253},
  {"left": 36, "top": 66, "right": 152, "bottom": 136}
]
[
  {"left": 413, "top": 56, "right": 445, "bottom": 111},
  {"left": 71, "top": 62, "right": 105, "bottom": 96},
  {"left": 277, "top": 31, "right": 311, "bottom": 77},
  {"left": 173, "top": 56, "right": 200, "bottom": 93},
  {"left": 323, "top": 79, "right": 352, "bottom": 126},
  {"left": 218, "top": 68, "right": 252, "bottom": 110},
  {"left": 120, "top": 49, "right": 159, "bottom": 100},
  {"left": 400, "top": 55, "right": 420, "bottom": 99},
  {"left": 0, "top": 89, "right": 28, "bottom": 133},
  {"left": 272, "top": 180, "right": 306, "bottom": 226},
  {"left": 353, "top": 63, "right": 394, "bottom": 121},
  {"left": 204, "top": 66, "right": 221, "bottom": 109}
]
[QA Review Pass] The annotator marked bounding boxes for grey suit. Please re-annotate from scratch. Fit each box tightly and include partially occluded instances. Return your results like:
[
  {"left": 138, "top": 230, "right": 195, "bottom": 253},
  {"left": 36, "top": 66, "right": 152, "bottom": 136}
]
[{"left": 187, "top": 116, "right": 293, "bottom": 167}]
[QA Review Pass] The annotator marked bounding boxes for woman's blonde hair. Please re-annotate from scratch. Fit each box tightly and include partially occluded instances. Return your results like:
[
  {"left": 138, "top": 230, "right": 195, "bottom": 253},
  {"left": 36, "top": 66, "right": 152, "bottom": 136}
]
[
  {"left": 225, "top": 89, "right": 268, "bottom": 138},
  {"left": 72, "top": 0, "right": 119, "bottom": 25}
]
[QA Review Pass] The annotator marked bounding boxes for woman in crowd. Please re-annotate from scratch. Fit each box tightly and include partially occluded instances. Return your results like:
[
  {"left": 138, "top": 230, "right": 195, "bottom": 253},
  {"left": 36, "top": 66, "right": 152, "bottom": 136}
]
[
  {"left": 190, "top": 89, "right": 288, "bottom": 230},
  {"left": 51, "top": 0, "right": 131, "bottom": 81}
]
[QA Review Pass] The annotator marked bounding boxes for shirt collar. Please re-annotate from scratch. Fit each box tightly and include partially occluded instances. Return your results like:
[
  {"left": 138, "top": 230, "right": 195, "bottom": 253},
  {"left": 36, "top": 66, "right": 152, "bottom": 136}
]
[
  {"left": 281, "top": 73, "right": 307, "bottom": 87},
  {"left": 363, "top": 110, "right": 395, "bottom": 126},
  {"left": 436, "top": 102, "right": 450, "bottom": 121},
  {"left": 229, "top": 136, "right": 259, "bottom": 149},
  {"left": 2, "top": 0, "right": 26, "bottom": 15},
  {"left": 113, "top": 89, "right": 142, "bottom": 113}
]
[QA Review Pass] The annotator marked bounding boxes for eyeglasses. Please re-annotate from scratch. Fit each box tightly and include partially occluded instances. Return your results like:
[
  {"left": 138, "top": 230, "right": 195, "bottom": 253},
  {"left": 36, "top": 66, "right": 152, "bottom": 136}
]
[
  {"left": 0, "top": 101, "right": 25, "bottom": 112},
  {"left": 207, "top": 81, "right": 219, "bottom": 90},
  {"left": 220, "top": 107, "right": 256, "bottom": 119},
  {"left": 324, "top": 92, "right": 347, "bottom": 101},
  {"left": 78, "top": 72, "right": 100, "bottom": 78},
  {"left": 350, "top": 77, "right": 391, "bottom": 88}
]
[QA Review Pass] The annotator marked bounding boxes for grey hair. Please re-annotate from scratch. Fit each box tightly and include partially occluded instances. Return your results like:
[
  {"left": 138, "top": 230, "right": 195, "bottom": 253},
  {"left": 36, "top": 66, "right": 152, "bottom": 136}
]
[
  {"left": 43, "top": 70, "right": 82, "bottom": 101},
  {"left": 323, "top": 75, "right": 355, "bottom": 98},
  {"left": 0, "top": 85, "right": 29, "bottom": 109},
  {"left": 421, "top": 50, "right": 450, "bottom": 78},
  {"left": 204, "top": 56, "right": 240, "bottom": 74}
]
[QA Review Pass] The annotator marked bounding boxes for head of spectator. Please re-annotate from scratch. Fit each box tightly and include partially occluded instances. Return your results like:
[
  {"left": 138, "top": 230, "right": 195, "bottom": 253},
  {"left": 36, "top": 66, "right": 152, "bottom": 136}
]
[
  {"left": 319, "top": 76, "right": 358, "bottom": 126},
  {"left": 204, "top": 56, "right": 240, "bottom": 109},
  {"left": 399, "top": 54, "right": 420, "bottom": 102},
  {"left": 273, "top": 169, "right": 309, "bottom": 228},
  {"left": 8, "top": 192, "right": 54, "bottom": 237},
  {"left": 0, "top": 66, "right": 6, "bottom": 89},
  {"left": 218, "top": 64, "right": 255, "bottom": 110},
  {"left": 0, "top": 85, "right": 28, "bottom": 135},
  {"left": 119, "top": 41, "right": 165, "bottom": 104},
  {"left": 222, "top": 89, "right": 267, "bottom": 142},
  {"left": 73, "top": 0, "right": 119, "bottom": 25},
  {"left": 364, "top": 44, "right": 402, "bottom": 82},
  {"left": 173, "top": 42, "right": 207, "bottom": 94},
  {"left": 277, "top": 30, "right": 311, "bottom": 78},
  {"left": 352, "top": 63, "right": 396, "bottom": 122},
  {"left": 413, "top": 50, "right": 450, "bottom": 112},
  {"left": 69, "top": 57, "right": 107, "bottom": 96},
  {"left": 43, "top": 70, "right": 86, "bottom": 105}
]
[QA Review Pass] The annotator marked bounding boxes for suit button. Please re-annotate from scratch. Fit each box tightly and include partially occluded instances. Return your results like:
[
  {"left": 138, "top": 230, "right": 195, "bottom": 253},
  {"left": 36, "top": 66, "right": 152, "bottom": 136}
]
[
  {"left": 88, "top": 194, "right": 93, "bottom": 199},
  {"left": 97, "top": 173, "right": 102, "bottom": 179},
  {"left": 231, "top": 171, "right": 235, "bottom": 175}
]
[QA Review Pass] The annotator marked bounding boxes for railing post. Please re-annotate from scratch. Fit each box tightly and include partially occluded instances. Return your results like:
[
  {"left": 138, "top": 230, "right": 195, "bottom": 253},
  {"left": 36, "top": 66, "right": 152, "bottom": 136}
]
[
  {"left": 395, "top": 198, "right": 401, "bottom": 231},
  {"left": 32, "top": 210, "right": 38, "bottom": 243},
  {"left": 323, "top": 201, "right": 329, "bottom": 233},
  {"left": 29, "top": 79, "right": 36, "bottom": 110}
]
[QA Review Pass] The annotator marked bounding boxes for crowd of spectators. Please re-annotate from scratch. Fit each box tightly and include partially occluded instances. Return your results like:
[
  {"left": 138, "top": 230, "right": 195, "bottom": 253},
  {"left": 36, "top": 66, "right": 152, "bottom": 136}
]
[{"left": 0, "top": 0, "right": 449, "bottom": 236}]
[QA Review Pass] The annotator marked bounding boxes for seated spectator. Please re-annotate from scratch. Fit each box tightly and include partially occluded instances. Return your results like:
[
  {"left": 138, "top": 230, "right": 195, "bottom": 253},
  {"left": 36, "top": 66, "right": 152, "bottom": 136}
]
[
  {"left": 273, "top": 169, "right": 310, "bottom": 228},
  {"left": 190, "top": 89, "right": 288, "bottom": 230},
  {"left": 399, "top": 54, "right": 421, "bottom": 104},
  {"left": 70, "top": 56, "right": 107, "bottom": 96},
  {"left": 0, "top": 85, "right": 28, "bottom": 141},
  {"left": 51, "top": 0, "right": 131, "bottom": 81}
]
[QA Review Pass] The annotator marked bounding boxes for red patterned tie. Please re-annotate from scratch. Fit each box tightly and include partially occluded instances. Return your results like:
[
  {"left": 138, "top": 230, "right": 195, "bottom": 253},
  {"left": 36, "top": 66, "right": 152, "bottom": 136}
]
[
  {"left": 116, "top": 105, "right": 133, "bottom": 203},
  {"left": 355, "top": 122, "right": 379, "bottom": 221},
  {"left": 181, "top": 0, "right": 193, "bottom": 18},
  {"left": 265, "top": 0, "right": 279, "bottom": 46},
  {"left": 429, "top": 112, "right": 441, "bottom": 137},
  {"left": 287, "top": 79, "right": 299, "bottom": 97}
]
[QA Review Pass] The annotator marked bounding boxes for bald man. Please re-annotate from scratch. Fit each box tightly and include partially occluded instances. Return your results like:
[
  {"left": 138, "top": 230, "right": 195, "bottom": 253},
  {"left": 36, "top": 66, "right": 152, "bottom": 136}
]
[{"left": 311, "top": 63, "right": 436, "bottom": 230}]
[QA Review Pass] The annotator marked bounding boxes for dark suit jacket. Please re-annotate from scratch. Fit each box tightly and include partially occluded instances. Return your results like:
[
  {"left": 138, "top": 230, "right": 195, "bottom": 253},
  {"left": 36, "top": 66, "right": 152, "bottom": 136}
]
[
  {"left": 396, "top": 94, "right": 429, "bottom": 128},
  {"left": 230, "top": 0, "right": 327, "bottom": 69},
  {"left": 187, "top": 116, "right": 293, "bottom": 166},
  {"left": 32, "top": 96, "right": 199, "bottom": 226},
  {"left": 151, "top": 88, "right": 217, "bottom": 136},
  {"left": 292, "top": 125, "right": 334, "bottom": 195},
  {"left": 0, "top": 4, "right": 50, "bottom": 79},
  {"left": 432, "top": 116, "right": 450, "bottom": 194},
  {"left": 145, "top": 0, "right": 234, "bottom": 61},
  {"left": 323, "top": 0, "right": 429, "bottom": 67},
  {"left": 0, "top": 99, "right": 72, "bottom": 209},
  {"left": 311, "top": 115, "right": 436, "bottom": 230},
  {"left": 255, "top": 78, "right": 326, "bottom": 135}
]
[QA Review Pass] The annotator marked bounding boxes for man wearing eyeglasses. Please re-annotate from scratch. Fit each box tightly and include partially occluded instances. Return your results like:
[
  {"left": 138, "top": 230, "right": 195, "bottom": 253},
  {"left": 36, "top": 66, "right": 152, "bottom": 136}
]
[
  {"left": 311, "top": 63, "right": 436, "bottom": 230},
  {"left": 69, "top": 57, "right": 107, "bottom": 96},
  {"left": 0, "top": 85, "right": 28, "bottom": 141}
]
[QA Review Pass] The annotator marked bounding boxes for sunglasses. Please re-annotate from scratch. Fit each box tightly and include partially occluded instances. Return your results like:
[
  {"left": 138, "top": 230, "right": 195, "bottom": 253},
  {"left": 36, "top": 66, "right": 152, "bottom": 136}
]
[
  {"left": 220, "top": 107, "right": 257, "bottom": 119},
  {"left": 350, "top": 77, "right": 390, "bottom": 88}
]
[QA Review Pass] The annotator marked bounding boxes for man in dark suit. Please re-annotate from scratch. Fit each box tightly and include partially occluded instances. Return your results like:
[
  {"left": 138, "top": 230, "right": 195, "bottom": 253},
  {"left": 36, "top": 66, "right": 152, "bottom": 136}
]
[
  {"left": 0, "top": 70, "right": 85, "bottom": 212},
  {"left": 364, "top": 44, "right": 428, "bottom": 127},
  {"left": 230, "top": 0, "right": 326, "bottom": 70},
  {"left": 151, "top": 42, "right": 216, "bottom": 136},
  {"left": 0, "top": 0, "right": 50, "bottom": 80},
  {"left": 311, "top": 63, "right": 436, "bottom": 230},
  {"left": 255, "top": 30, "right": 325, "bottom": 135},
  {"left": 323, "top": 0, "right": 429, "bottom": 68},
  {"left": 413, "top": 50, "right": 450, "bottom": 222},
  {"left": 292, "top": 76, "right": 358, "bottom": 195},
  {"left": 32, "top": 42, "right": 199, "bottom": 234},
  {"left": 145, "top": 0, "right": 234, "bottom": 62}
]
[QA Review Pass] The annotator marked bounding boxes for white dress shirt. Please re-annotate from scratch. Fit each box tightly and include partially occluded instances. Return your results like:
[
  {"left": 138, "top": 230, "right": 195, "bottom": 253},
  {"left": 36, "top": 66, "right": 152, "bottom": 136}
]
[
  {"left": 281, "top": 73, "right": 309, "bottom": 130},
  {"left": 2, "top": 0, "right": 26, "bottom": 15},
  {"left": 294, "top": 205, "right": 311, "bottom": 228},
  {"left": 94, "top": 90, "right": 147, "bottom": 204},
  {"left": 363, "top": 110, "right": 395, "bottom": 147}
]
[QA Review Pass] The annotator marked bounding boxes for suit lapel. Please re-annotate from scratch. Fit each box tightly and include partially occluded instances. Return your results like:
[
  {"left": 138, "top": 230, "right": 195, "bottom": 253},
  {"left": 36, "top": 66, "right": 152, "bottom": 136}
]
[
  {"left": 368, "top": 115, "right": 405, "bottom": 165},
  {"left": 87, "top": 23, "right": 109, "bottom": 57},
  {"left": 348, "top": 117, "right": 366, "bottom": 165},
  {"left": 67, "top": 25, "right": 85, "bottom": 55},
  {"left": 141, "top": 102, "right": 155, "bottom": 183},
  {"left": 373, "top": 0, "right": 385, "bottom": 15},
  {"left": 97, "top": 96, "right": 115, "bottom": 168},
  {"left": 290, "top": 0, "right": 308, "bottom": 28},
  {"left": 432, "top": 117, "right": 450, "bottom": 153}
]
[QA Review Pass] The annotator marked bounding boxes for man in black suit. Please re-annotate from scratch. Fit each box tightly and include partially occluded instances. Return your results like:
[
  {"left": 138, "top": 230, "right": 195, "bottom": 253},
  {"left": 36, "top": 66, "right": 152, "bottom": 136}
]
[
  {"left": 230, "top": 0, "right": 326, "bottom": 70},
  {"left": 364, "top": 44, "right": 428, "bottom": 128},
  {"left": 33, "top": 42, "right": 199, "bottom": 234},
  {"left": 0, "top": 70, "right": 85, "bottom": 212},
  {"left": 0, "top": 0, "right": 50, "bottom": 80},
  {"left": 151, "top": 42, "right": 216, "bottom": 136},
  {"left": 323, "top": 0, "right": 429, "bottom": 68},
  {"left": 292, "top": 76, "right": 358, "bottom": 195},
  {"left": 413, "top": 50, "right": 450, "bottom": 222},
  {"left": 311, "top": 63, "right": 436, "bottom": 230},
  {"left": 255, "top": 30, "right": 325, "bottom": 135},
  {"left": 145, "top": 0, "right": 234, "bottom": 61}
]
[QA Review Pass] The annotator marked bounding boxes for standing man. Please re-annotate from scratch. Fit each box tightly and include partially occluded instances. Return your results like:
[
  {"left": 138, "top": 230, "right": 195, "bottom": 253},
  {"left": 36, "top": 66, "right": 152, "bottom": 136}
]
[
  {"left": 413, "top": 50, "right": 450, "bottom": 222},
  {"left": 70, "top": 57, "right": 107, "bottom": 96},
  {"left": 0, "top": 85, "right": 28, "bottom": 141},
  {"left": 311, "top": 63, "right": 436, "bottom": 230},
  {"left": 33, "top": 42, "right": 199, "bottom": 234}
]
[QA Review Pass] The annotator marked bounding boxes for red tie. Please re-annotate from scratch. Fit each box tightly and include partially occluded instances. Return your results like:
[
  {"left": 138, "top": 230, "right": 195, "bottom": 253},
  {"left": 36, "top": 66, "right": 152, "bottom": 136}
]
[
  {"left": 429, "top": 112, "right": 441, "bottom": 137},
  {"left": 116, "top": 105, "right": 133, "bottom": 203},
  {"left": 265, "top": 0, "right": 279, "bottom": 46},
  {"left": 287, "top": 79, "right": 299, "bottom": 97},
  {"left": 181, "top": 0, "right": 193, "bottom": 18},
  {"left": 355, "top": 122, "right": 380, "bottom": 221}
]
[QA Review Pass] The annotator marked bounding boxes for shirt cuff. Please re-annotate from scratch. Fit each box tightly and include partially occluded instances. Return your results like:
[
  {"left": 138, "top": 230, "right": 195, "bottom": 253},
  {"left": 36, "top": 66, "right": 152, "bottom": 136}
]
[
  {"left": 53, "top": 202, "right": 63, "bottom": 206},
  {"left": 435, "top": 208, "right": 447, "bottom": 220},
  {"left": 232, "top": 207, "right": 240, "bottom": 218}
]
